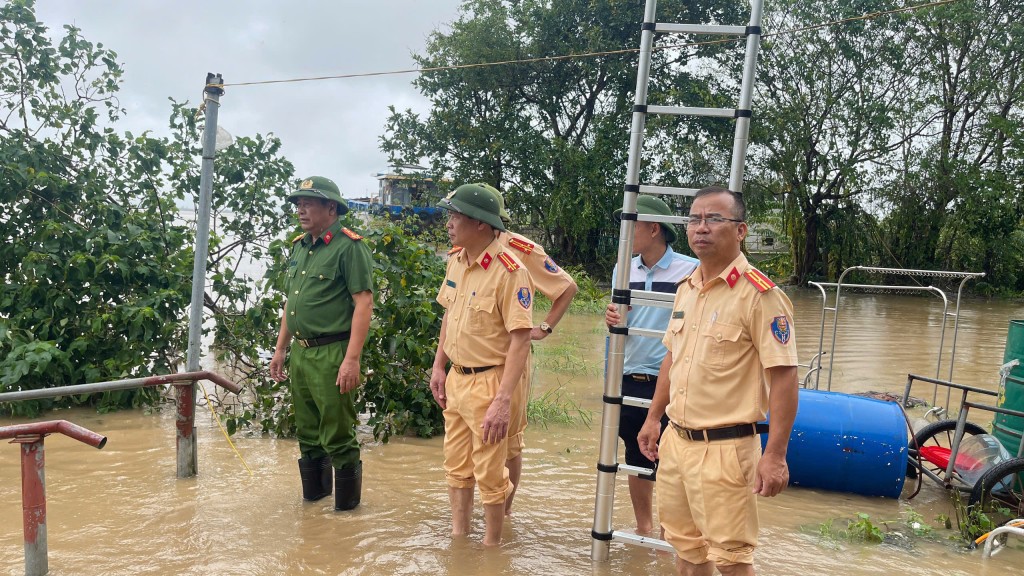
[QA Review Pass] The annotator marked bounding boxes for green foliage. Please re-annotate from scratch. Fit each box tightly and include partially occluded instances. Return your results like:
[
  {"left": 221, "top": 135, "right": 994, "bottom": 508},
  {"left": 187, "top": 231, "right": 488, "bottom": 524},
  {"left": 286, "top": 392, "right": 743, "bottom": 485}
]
[
  {"left": 381, "top": 0, "right": 742, "bottom": 273},
  {"left": 526, "top": 384, "right": 592, "bottom": 429},
  {"left": 0, "top": 0, "right": 191, "bottom": 416},
  {"left": 358, "top": 218, "right": 447, "bottom": 441}
]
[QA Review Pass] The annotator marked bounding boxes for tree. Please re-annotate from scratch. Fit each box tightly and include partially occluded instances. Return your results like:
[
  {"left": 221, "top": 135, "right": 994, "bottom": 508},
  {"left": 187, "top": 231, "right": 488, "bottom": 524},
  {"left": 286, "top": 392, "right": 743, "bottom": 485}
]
[
  {"left": 381, "top": 0, "right": 741, "bottom": 271},
  {"left": 749, "top": 0, "right": 926, "bottom": 284},
  {"left": 0, "top": 0, "right": 193, "bottom": 415},
  {"left": 880, "top": 0, "right": 1024, "bottom": 287}
]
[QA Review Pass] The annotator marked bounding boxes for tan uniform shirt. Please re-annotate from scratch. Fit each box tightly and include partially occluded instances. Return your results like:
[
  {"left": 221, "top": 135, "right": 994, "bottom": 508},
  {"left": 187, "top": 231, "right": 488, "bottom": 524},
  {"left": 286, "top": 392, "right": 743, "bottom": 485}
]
[
  {"left": 436, "top": 238, "right": 535, "bottom": 367},
  {"left": 662, "top": 253, "right": 798, "bottom": 429},
  {"left": 496, "top": 230, "right": 574, "bottom": 301}
]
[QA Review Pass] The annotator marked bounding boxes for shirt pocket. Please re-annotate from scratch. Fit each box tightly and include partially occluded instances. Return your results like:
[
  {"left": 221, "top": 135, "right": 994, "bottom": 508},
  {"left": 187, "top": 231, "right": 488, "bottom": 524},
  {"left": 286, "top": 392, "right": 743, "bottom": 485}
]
[
  {"left": 466, "top": 295, "right": 496, "bottom": 334},
  {"left": 699, "top": 322, "right": 743, "bottom": 370},
  {"left": 438, "top": 284, "right": 457, "bottom": 307}
]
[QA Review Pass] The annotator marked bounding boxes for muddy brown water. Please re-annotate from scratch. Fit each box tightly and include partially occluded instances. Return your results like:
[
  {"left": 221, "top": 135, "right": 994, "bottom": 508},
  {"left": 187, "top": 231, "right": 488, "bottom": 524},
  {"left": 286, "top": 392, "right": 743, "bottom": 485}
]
[{"left": 3, "top": 289, "right": 1024, "bottom": 575}]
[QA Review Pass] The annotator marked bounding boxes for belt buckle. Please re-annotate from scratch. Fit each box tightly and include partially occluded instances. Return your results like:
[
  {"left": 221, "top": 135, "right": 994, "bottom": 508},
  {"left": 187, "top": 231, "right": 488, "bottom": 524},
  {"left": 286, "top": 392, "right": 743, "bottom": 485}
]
[{"left": 297, "top": 338, "right": 310, "bottom": 348}]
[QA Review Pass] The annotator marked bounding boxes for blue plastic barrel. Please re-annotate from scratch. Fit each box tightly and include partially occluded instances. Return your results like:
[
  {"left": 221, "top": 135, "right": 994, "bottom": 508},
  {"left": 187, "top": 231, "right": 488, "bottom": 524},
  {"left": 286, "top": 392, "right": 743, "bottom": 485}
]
[{"left": 763, "top": 389, "right": 908, "bottom": 498}]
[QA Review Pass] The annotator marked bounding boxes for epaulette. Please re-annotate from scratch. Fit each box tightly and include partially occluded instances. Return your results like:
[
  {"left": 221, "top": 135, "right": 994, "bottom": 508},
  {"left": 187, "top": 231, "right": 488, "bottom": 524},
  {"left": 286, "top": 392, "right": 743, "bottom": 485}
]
[
  {"left": 448, "top": 245, "right": 463, "bottom": 255},
  {"left": 341, "top": 227, "right": 363, "bottom": 241},
  {"left": 744, "top": 268, "right": 776, "bottom": 293},
  {"left": 507, "top": 237, "right": 535, "bottom": 255},
  {"left": 291, "top": 233, "right": 306, "bottom": 244},
  {"left": 497, "top": 252, "right": 520, "bottom": 272}
]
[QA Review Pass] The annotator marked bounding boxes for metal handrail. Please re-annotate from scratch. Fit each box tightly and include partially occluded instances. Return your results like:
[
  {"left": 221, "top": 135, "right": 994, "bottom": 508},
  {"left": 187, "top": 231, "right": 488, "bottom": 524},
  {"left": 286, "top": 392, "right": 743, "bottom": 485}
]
[
  {"left": 0, "top": 370, "right": 240, "bottom": 403},
  {"left": 812, "top": 266, "right": 983, "bottom": 405},
  {"left": 982, "top": 520, "right": 1024, "bottom": 558}
]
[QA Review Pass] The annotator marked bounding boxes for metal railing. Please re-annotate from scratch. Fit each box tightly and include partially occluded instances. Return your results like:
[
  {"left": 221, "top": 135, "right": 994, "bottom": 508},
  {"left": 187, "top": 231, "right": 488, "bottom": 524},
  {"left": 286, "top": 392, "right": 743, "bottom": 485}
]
[
  {"left": 1, "top": 420, "right": 107, "bottom": 576},
  {"left": 808, "top": 266, "right": 983, "bottom": 410}
]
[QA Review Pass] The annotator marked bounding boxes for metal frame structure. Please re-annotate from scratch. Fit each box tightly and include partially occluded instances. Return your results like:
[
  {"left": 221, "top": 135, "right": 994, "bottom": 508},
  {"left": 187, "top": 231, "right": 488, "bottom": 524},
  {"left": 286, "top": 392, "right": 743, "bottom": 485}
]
[
  {"left": 808, "top": 266, "right": 983, "bottom": 409},
  {"left": 591, "top": 0, "right": 765, "bottom": 561},
  {"left": 1, "top": 420, "right": 107, "bottom": 576}
]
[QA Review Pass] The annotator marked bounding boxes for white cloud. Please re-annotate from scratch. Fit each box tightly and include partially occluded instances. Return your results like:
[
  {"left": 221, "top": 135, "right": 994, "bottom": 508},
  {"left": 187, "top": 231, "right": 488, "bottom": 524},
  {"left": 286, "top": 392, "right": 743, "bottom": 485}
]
[{"left": 34, "top": 0, "right": 464, "bottom": 198}]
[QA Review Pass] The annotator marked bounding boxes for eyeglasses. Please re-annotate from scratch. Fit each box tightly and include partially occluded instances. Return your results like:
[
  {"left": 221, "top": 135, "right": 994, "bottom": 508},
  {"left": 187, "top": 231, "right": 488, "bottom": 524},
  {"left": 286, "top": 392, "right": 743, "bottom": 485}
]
[{"left": 685, "top": 215, "right": 744, "bottom": 228}]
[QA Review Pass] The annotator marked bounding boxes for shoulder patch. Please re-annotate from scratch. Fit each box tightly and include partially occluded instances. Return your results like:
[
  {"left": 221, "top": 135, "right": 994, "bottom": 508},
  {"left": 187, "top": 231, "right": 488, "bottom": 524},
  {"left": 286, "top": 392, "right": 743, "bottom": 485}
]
[
  {"left": 497, "top": 252, "right": 520, "bottom": 272},
  {"left": 291, "top": 233, "right": 306, "bottom": 244},
  {"left": 507, "top": 237, "right": 535, "bottom": 255},
  {"left": 341, "top": 227, "right": 363, "bottom": 241},
  {"left": 744, "top": 269, "right": 776, "bottom": 293},
  {"left": 448, "top": 245, "right": 463, "bottom": 255}
]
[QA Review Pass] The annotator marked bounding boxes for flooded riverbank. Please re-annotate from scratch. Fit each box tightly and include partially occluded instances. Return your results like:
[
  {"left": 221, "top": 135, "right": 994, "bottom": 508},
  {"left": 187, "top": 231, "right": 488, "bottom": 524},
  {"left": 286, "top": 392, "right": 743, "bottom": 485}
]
[{"left": 3, "top": 289, "right": 1024, "bottom": 574}]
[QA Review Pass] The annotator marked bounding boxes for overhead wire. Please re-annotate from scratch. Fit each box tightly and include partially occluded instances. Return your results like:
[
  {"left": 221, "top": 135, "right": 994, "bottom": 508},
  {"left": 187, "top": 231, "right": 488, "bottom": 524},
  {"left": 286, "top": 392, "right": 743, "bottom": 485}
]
[{"left": 208, "top": 0, "right": 964, "bottom": 91}]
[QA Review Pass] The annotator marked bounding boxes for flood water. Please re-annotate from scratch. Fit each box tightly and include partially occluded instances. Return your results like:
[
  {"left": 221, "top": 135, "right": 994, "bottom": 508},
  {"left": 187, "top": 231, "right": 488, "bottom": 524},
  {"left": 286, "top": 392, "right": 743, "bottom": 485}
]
[{"left": 3, "top": 288, "right": 1024, "bottom": 575}]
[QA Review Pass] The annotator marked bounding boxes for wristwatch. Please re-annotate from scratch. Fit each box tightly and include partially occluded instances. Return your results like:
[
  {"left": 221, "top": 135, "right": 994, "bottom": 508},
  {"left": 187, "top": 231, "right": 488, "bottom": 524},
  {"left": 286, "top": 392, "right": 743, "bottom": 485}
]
[{"left": 539, "top": 321, "right": 553, "bottom": 334}]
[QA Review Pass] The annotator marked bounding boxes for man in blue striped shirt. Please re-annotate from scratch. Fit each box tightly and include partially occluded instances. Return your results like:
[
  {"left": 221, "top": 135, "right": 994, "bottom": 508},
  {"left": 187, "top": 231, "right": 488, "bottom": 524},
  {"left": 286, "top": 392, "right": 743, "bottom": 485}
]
[{"left": 606, "top": 195, "right": 698, "bottom": 534}]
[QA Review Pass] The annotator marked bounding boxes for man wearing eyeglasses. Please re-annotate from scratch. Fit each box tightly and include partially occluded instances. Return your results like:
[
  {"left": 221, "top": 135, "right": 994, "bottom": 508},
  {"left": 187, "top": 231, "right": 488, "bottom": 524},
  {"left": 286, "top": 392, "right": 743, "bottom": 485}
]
[
  {"left": 638, "top": 185, "right": 799, "bottom": 576},
  {"left": 270, "top": 176, "right": 374, "bottom": 512}
]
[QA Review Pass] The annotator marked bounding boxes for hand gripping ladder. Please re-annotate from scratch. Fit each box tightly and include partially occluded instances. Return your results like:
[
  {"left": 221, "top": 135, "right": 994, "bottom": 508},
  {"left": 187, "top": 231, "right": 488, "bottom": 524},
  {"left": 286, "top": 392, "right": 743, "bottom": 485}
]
[{"left": 591, "top": 0, "right": 766, "bottom": 560}]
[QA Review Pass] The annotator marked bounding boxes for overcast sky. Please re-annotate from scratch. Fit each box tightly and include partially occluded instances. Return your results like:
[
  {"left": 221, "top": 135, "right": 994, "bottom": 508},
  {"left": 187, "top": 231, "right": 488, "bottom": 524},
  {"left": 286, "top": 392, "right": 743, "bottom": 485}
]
[{"left": 35, "top": 0, "right": 466, "bottom": 199}]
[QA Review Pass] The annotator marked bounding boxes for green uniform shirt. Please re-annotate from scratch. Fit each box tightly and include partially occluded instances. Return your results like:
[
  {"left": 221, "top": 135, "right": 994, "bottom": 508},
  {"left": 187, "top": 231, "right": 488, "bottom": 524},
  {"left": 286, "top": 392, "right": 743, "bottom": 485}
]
[{"left": 284, "top": 220, "right": 374, "bottom": 339}]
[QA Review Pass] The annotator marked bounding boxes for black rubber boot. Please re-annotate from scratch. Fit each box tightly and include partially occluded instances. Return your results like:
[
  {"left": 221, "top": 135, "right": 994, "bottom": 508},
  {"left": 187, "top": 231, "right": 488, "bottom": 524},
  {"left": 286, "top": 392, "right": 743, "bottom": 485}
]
[
  {"left": 334, "top": 461, "right": 362, "bottom": 511},
  {"left": 298, "top": 455, "right": 333, "bottom": 501}
]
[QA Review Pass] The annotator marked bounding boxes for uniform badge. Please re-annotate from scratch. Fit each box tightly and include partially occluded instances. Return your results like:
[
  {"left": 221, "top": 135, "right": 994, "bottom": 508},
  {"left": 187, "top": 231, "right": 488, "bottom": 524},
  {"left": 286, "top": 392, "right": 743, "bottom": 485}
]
[
  {"left": 446, "top": 279, "right": 456, "bottom": 288},
  {"left": 481, "top": 252, "right": 493, "bottom": 270},
  {"left": 341, "top": 227, "right": 363, "bottom": 241},
  {"left": 725, "top": 267, "right": 741, "bottom": 288},
  {"left": 323, "top": 231, "right": 333, "bottom": 245},
  {"left": 517, "top": 287, "right": 532, "bottom": 309},
  {"left": 543, "top": 257, "right": 559, "bottom": 273},
  {"left": 771, "top": 315, "right": 791, "bottom": 345},
  {"left": 300, "top": 179, "right": 314, "bottom": 189},
  {"left": 672, "top": 310, "right": 685, "bottom": 319},
  {"left": 508, "top": 237, "right": 535, "bottom": 255}
]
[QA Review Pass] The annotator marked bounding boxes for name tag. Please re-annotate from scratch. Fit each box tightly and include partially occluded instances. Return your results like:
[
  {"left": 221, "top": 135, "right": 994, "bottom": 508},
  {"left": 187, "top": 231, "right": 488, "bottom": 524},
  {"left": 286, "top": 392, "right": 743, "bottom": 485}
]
[
  {"left": 672, "top": 310, "right": 685, "bottom": 319},
  {"left": 446, "top": 279, "right": 456, "bottom": 288}
]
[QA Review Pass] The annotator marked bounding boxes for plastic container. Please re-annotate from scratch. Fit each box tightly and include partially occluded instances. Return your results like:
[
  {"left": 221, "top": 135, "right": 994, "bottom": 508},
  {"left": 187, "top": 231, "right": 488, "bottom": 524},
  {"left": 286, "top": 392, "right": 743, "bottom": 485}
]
[
  {"left": 953, "top": 433, "right": 1011, "bottom": 487},
  {"left": 766, "top": 389, "right": 908, "bottom": 498},
  {"left": 994, "top": 320, "right": 1024, "bottom": 457}
]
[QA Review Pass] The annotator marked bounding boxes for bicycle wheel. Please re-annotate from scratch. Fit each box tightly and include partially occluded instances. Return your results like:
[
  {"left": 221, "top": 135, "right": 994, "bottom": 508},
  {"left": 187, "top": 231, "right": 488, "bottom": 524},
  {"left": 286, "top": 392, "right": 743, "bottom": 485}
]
[
  {"left": 907, "top": 420, "right": 986, "bottom": 479},
  {"left": 968, "top": 458, "right": 1024, "bottom": 530}
]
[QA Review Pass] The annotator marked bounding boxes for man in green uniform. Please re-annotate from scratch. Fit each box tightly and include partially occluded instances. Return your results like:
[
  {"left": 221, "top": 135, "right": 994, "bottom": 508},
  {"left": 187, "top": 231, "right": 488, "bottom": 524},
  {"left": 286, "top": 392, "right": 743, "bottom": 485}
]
[{"left": 269, "top": 176, "right": 374, "bottom": 511}]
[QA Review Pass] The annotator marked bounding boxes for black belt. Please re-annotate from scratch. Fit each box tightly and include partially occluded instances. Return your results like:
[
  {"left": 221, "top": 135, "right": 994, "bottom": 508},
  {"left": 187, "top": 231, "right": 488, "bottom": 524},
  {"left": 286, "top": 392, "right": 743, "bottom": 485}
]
[
  {"left": 295, "top": 332, "right": 350, "bottom": 348},
  {"left": 452, "top": 365, "right": 496, "bottom": 375},
  {"left": 624, "top": 373, "right": 656, "bottom": 382},
  {"left": 670, "top": 421, "right": 769, "bottom": 442}
]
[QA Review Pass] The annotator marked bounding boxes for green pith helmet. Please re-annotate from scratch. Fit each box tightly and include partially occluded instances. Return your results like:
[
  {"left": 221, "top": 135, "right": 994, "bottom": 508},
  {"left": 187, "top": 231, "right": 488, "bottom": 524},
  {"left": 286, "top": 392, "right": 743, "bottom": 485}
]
[
  {"left": 437, "top": 183, "right": 506, "bottom": 231},
  {"left": 477, "top": 183, "right": 511, "bottom": 223},
  {"left": 288, "top": 176, "right": 348, "bottom": 215},
  {"left": 613, "top": 195, "right": 677, "bottom": 243}
]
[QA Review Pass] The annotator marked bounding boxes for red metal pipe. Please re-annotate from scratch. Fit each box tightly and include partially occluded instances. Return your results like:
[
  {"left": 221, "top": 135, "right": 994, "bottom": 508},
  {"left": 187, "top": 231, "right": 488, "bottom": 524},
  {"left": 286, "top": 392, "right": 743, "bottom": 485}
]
[
  {"left": 0, "top": 420, "right": 107, "bottom": 448},
  {"left": 1, "top": 421, "right": 106, "bottom": 576}
]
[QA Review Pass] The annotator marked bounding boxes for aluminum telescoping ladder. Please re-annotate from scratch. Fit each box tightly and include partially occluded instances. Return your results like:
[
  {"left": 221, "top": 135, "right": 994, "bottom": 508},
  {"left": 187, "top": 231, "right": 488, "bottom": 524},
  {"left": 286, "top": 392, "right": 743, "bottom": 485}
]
[{"left": 591, "top": 0, "right": 766, "bottom": 561}]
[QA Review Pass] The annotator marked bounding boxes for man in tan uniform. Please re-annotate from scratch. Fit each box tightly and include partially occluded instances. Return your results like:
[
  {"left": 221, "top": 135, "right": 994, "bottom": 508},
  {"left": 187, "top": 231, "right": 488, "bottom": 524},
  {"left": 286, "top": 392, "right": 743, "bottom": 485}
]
[
  {"left": 638, "top": 185, "right": 799, "bottom": 576},
  {"left": 484, "top": 184, "right": 578, "bottom": 514},
  {"left": 429, "top": 183, "right": 534, "bottom": 546}
]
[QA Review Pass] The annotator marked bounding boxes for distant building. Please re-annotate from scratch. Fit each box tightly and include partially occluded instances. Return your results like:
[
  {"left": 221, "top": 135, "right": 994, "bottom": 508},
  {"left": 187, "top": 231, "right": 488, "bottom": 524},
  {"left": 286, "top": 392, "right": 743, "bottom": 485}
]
[{"left": 375, "top": 165, "right": 439, "bottom": 208}]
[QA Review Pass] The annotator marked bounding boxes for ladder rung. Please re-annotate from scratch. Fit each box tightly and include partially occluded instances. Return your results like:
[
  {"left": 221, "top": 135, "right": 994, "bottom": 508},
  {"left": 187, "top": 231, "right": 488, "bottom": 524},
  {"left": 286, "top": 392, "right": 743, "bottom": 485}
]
[
  {"left": 618, "top": 463, "right": 655, "bottom": 477},
  {"left": 626, "top": 327, "right": 666, "bottom": 339},
  {"left": 623, "top": 395, "right": 653, "bottom": 409},
  {"left": 647, "top": 105, "right": 738, "bottom": 118},
  {"left": 653, "top": 23, "right": 747, "bottom": 36},
  {"left": 627, "top": 289, "right": 675, "bottom": 304},
  {"left": 637, "top": 213, "right": 687, "bottom": 225},
  {"left": 638, "top": 184, "right": 700, "bottom": 197},
  {"left": 611, "top": 531, "right": 676, "bottom": 553}
]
